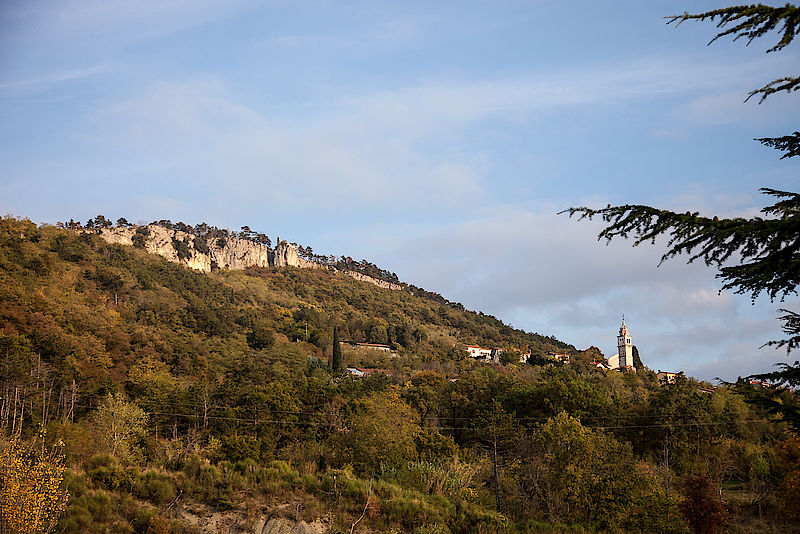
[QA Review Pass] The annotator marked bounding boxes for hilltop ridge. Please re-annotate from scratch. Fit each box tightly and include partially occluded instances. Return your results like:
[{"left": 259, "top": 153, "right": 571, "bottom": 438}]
[{"left": 92, "top": 224, "right": 404, "bottom": 290}]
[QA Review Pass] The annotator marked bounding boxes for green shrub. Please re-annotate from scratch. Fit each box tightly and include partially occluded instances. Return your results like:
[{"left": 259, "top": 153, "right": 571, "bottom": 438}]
[
  {"left": 217, "top": 496, "right": 236, "bottom": 511},
  {"left": 86, "top": 490, "right": 115, "bottom": 523},
  {"left": 85, "top": 454, "right": 116, "bottom": 471},
  {"left": 133, "top": 471, "right": 177, "bottom": 505},
  {"left": 172, "top": 237, "right": 192, "bottom": 260},
  {"left": 217, "top": 435, "right": 261, "bottom": 463},
  {"left": 415, "top": 432, "right": 458, "bottom": 462},
  {"left": 182, "top": 454, "right": 203, "bottom": 478},
  {"left": 193, "top": 236, "right": 209, "bottom": 254},
  {"left": 397, "top": 460, "right": 478, "bottom": 496},
  {"left": 233, "top": 458, "right": 259, "bottom": 475},
  {"left": 132, "top": 226, "right": 149, "bottom": 248},
  {"left": 131, "top": 506, "right": 157, "bottom": 532},
  {"left": 89, "top": 465, "right": 139, "bottom": 492}
]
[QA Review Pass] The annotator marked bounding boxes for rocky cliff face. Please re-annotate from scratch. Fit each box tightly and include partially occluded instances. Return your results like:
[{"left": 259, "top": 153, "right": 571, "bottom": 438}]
[
  {"left": 95, "top": 226, "right": 400, "bottom": 291},
  {"left": 97, "top": 226, "right": 318, "bottom": 272},
  {"left": 343, "top": 270, "right": 403, "bottom": 290}
]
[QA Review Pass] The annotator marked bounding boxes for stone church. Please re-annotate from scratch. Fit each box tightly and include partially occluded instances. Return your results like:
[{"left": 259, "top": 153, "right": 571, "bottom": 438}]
[{"left": 607, "top": 317, "right": 635, "bottom": 371}]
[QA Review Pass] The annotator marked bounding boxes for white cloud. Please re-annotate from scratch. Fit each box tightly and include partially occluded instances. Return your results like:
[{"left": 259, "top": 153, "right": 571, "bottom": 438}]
[
  {"left": 74, "top": 50, "right": 793, "bottom": 222},
  {"left": 8, "top": 0, "right": 264, "bottom": 34},
  {"left": 676, "top": 90, "right": 790, "bottom": 126},
  {"left": 346, "top": 205, "right": 787, "bottom": 382},
  {"left": 0, "top": 64, "right": 111, "bottom": 91}
]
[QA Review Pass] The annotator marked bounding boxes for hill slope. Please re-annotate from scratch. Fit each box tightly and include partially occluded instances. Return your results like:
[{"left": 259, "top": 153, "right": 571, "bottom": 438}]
[{"left": 2, "top": 216, "right": 794, "bottom": 534}]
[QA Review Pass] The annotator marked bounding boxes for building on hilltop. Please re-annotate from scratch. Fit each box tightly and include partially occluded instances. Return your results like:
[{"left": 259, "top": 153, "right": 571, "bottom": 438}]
[
  {"left": 547, "top": 352, "right": 570, "bottom": 363},
  {"left": 656, "top": 370, "right": 682, "bottom": 386},
  {"left": 346, "top": 367, "right": 394, "bottom": 378},
  {"left": 608, "top": 317, "right": 635, "bottom": 371},
  {"left": 465, "top": 345, "right": 503, "bottom": 363},
  {"left": 352, "top": 342, "right": 392, "bottom": 352}
]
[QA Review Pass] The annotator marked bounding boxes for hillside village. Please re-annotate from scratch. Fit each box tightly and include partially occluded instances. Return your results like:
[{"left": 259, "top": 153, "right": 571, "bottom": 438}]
[
  {"left": 71, "top": 219, "right": 674, "bottom": 372},
  {"left": 1, "top": 216, "right": 797, "bottom": 534},
  {"left": 63, "top": 217, "right": 744, "bottom": 394},
  {"left": 80, "top": 218, "right": 691, "bottom": 380}
]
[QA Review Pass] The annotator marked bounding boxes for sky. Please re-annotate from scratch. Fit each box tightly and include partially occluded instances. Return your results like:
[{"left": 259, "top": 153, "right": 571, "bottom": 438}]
[{"left": 1, "top": 0, "right": 799, "bottom": 382}]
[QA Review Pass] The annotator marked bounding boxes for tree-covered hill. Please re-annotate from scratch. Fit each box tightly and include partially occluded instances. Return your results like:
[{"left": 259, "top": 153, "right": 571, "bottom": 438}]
[
  {"left": 0, "top": 216, "right": 572, "bottom": 385},
  {"left": 2, "top": 215, "right": 799, "bottom": 534}
]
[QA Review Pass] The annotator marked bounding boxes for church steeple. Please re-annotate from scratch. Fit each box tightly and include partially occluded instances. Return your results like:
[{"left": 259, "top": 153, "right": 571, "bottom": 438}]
[{"left": 617, "top": 316, "right": 633, "bottom": 369}]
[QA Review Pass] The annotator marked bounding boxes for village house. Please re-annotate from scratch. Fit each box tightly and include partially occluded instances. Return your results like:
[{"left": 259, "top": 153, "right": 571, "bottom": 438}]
[
  {"left": 352, "top": 342, "right": 392, "bottom": 352},
  {"left": 340, "top": 341, "right": 395, "bottom": 355},
  {"left": 547, "top": 352, "right": 571, "bottom": 363},
  {"left": 464, "top": 345, "right": 504, "bottom": 363},
  {"left": 657, "top": 370, "right": 682, "bottom": 386},
  {"left": 346, "top": 367, "right": 394, "bottom": 378}
]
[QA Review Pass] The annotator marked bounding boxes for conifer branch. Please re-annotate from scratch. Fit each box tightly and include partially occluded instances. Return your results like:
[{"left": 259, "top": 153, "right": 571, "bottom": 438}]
[
  {"left": 762, "top": 310, "right": 800, "bottom": 352},
  {"left": 667, "top": 5, "right": 800, "bottom": 52},
  {"left": 562, "top": 189, "right": 800, "bottom": 302},
  {"left": 756, "top": 131, "right": 800, "bottom": 158},
  {"left": 668, "top": 5, "right": 800, "bottom": 101},
  {"left": 747, "top": 76, "right": 800, "bottom": 102}
]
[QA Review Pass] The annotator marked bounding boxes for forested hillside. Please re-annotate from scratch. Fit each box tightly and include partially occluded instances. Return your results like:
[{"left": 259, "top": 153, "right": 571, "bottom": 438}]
[{"left": 2, "top": 216, "right": 799, "bottom": 534}]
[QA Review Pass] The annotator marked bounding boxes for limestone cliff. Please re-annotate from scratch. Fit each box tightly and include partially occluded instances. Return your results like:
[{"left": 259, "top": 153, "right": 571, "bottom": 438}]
[
  {"left": 343, "top": 270, "right": 403, "bottom": 290},
  {"left": 94, "top": 226, "right": 400, "bottom": 291}
]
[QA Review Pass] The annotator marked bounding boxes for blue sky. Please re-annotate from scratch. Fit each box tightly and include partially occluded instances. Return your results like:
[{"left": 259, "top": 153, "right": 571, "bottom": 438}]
[{"left": 2, "top": 0, "right": 799, "bottom": 381}]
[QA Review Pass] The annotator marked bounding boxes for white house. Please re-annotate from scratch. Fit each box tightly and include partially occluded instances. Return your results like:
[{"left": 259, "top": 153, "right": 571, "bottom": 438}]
[{"left": 465, "top": 345, "right": 503, "bottom": 363}]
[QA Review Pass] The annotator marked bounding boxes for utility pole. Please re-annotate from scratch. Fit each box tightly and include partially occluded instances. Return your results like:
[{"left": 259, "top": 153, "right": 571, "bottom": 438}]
[{"left": 493, "top": 435, "right": 502, "bottom": 513}]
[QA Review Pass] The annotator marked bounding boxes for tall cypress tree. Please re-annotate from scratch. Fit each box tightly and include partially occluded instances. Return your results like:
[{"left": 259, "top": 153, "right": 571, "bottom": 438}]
[
  {"left": 332, "top": 327, "right": 342, "bottom": 373},
  {"left": 632, "top": 345, "right": 644, "bottom": 371}
]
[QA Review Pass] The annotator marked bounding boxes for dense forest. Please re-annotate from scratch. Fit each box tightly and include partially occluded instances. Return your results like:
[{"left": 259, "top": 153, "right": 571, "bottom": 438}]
[{"left": 1, "top": 216, "right": 799, "bottom": 534}]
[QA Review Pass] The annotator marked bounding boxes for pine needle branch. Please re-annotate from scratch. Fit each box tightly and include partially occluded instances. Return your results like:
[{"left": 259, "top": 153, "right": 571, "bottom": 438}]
[
  {"left": 668, "top": 5, "right": 800, "bottom": 101},
  {"left": 762, "top": 310, "right": 800, "bottom": 353},
  {"left": 756, "top": 131, "right": 800, "bottom": 158},
  {"left": 747, "top": 76, "right": 800, "bottom": 102},
  {"left": 561, "top": 189, "right": 800, "bottom": 302},
  {"left": 667, "top": 5, "right": 800, "bottom": 52}
]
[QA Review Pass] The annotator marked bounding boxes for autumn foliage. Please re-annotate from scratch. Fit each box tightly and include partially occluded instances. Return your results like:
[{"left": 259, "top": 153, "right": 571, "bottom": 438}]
[
  {"left": 680, "top": 474, "right": 728, "bottom": 534},
  {"left": 0, "top": 439, "right": 69, "bottom": 534}
]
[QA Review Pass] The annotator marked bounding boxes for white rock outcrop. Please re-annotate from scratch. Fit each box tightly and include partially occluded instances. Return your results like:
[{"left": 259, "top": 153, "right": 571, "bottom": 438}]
[
  {"left": 93, "top": 226, "right": 398, "bottom": 291},
  {"left": 96, "top": 226, "right": 321, "bottom": 273},
  {"left": 343, "top": 270, "right": 403, "bottom": 290}
]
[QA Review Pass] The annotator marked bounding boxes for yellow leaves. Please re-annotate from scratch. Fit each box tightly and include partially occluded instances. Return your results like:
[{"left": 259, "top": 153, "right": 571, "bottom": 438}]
[
  {"left": 0, "top": 439, "right": 69, "bottom": 534},
  {"left": 91, "top": 393, "right": 148, "bottom": 462},
  {"left": 462, "top": 487, "right": 478, "bottom": 501}
]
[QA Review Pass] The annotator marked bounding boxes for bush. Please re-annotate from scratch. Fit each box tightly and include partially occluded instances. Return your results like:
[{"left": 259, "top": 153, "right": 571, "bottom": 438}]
[
  {"left": 172, "top": 238, "right": 192, "bottom": 260},
  {"left": 681, "top": 474, "right": 728, "bottom": 534},
  {"left": 132, "top": 227, "right": 150, "bottom": 248},
  {"left": 397, "top": 459, "right": 479, "bottom": 496},
  {"left": 416, "top": 431, "right": 458, "bottom": 462},
  {"left": 193, "top": 236, "right": 209, "bottom": 254},
  {"left": 133, "top": 471, "right": 177, "bottom": 506},
  {"left": 217, "top": 435, "right": 261, "bottom": 463},
  {"left": 89, "top": 465, "right": 139, "bottom": 492}
]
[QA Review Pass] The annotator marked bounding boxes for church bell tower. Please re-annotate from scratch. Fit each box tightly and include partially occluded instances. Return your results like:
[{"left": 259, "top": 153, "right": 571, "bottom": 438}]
[{"left": 617, "top": 316, "right": 633, "bottom": 369}]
